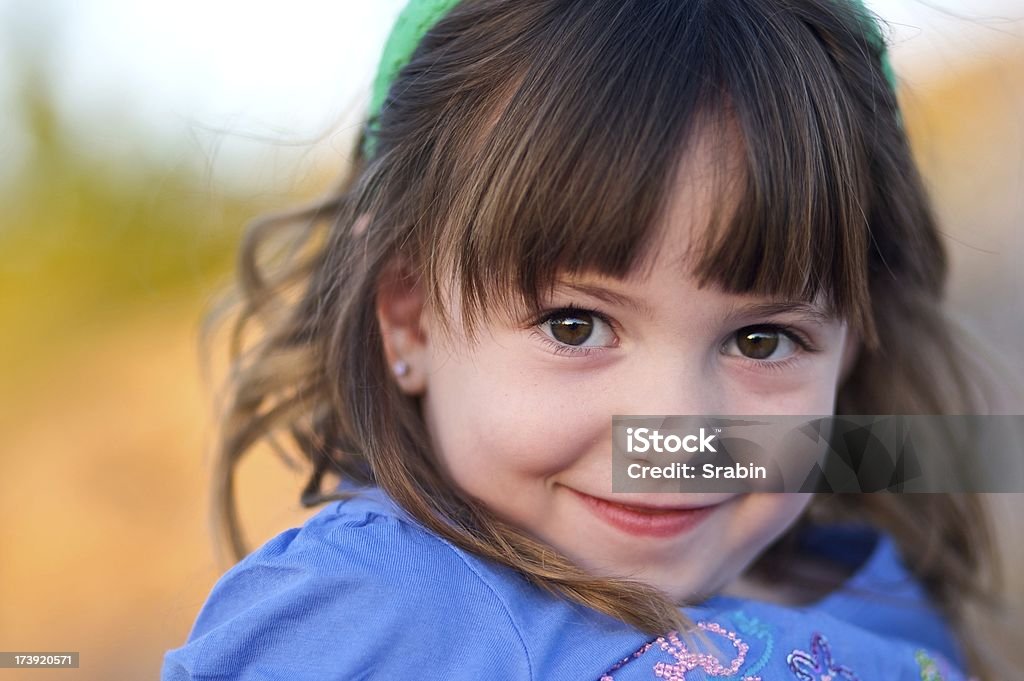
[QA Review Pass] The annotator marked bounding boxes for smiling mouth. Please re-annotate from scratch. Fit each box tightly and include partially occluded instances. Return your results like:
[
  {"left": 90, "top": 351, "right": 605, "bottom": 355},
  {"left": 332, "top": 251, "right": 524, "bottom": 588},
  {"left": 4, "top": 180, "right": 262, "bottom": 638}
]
[{"left": 570, "top": 489, "right": 718, "bottom": 538}]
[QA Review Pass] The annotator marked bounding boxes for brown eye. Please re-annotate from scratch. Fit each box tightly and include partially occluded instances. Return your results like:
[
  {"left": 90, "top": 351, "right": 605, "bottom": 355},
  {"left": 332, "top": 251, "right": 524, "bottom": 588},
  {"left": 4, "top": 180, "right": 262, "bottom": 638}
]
[
  {"left": 735, "top": 327, "right": 780, "bottom": 359},
  {"left": 549, "top": 311, "right": 594, "bottom": 346},
  {"left": 722, "top": 324, "right": 809, "bottom": 371},
  {"left": 538, "top": 308, "right": 617, "bottom": 353}
]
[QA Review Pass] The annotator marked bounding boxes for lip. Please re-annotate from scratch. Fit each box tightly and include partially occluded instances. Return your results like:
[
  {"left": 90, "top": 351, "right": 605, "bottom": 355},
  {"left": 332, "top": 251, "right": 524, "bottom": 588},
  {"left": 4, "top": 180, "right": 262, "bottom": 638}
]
[{"left": 570, "top": 489, "right": 718, "bottom": 538}]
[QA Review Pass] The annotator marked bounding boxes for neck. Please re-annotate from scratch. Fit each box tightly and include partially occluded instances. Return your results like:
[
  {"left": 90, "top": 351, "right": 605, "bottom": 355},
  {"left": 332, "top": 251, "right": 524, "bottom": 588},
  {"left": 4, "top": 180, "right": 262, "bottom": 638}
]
[{"left": 720, "top": 551, "right": 857, "bottom": 607}]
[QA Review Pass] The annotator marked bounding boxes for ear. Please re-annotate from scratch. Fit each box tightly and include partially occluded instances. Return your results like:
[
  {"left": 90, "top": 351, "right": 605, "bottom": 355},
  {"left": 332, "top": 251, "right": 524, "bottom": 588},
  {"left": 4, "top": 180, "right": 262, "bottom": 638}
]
[
  {"left": 838, "top": 327, "right": 861, "bottom": 385},
  {"left": 376, "top": 253, "right": 429, "bottom": 396}
]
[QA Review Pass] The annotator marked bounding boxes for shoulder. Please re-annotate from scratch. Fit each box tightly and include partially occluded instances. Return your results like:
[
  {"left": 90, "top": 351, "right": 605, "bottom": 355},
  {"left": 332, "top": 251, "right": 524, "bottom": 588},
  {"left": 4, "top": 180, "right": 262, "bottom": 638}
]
[
  {"left": 161, "top": 495, "right": 533, "bottom": 681},
  {"left": 807, "top": 526, "right": 968, "bottom": 667}
]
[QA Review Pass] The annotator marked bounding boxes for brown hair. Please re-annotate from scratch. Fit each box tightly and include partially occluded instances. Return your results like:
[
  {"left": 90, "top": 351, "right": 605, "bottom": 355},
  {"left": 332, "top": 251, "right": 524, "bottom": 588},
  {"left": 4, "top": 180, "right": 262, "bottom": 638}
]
[{"left": 201, "top": 0, "right": 1011, "bottom": 676}]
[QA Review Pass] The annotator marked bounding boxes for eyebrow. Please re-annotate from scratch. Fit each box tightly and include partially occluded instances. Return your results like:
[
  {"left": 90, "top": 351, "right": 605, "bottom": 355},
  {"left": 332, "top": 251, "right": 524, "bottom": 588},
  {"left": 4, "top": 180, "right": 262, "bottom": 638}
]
[
  {"left": 555, "top": 282, "right": 656, "bottom": 316},
  {"left": 554, "top": 282, "right": 837, "bottom": 324},
  {"left": 723, "top": 301, "right": 839, "bottom": 325}
]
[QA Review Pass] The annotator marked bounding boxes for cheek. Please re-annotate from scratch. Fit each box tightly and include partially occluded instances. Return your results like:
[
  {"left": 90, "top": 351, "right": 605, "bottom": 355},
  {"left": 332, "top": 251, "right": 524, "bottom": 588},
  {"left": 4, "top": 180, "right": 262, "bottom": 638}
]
[
  {"left": 723, "top": 362, "right": 843, "bottom": 414},
  {"left": 423, "top": 341, "right": 609, "bottom": 482}
]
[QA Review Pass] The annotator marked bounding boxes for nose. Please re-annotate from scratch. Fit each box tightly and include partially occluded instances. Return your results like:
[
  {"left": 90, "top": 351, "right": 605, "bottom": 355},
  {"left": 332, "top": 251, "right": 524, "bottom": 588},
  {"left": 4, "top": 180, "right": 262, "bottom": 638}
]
[
  {"left": 618, "top": 359, "right": 727, "bottom": 419},
  {"left": 608, "top": 360, "right": 718, "bottom": 492}
]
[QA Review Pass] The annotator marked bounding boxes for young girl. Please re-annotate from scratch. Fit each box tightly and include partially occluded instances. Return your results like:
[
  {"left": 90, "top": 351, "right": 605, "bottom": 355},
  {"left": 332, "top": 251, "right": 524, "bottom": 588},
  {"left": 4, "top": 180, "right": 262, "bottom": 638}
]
[{"left": 163, "top": 0, "right": 1014, "bottom": 678}]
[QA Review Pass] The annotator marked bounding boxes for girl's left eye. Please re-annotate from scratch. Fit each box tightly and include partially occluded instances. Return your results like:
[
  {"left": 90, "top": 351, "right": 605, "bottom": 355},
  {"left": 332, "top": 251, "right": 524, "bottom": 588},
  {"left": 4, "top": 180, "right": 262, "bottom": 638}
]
[
  {"left": 534, "top": 307, "right": 617, "bottom": 356},
  {"left": 721, "top": 324, "right": 815, "bottom": 372}
]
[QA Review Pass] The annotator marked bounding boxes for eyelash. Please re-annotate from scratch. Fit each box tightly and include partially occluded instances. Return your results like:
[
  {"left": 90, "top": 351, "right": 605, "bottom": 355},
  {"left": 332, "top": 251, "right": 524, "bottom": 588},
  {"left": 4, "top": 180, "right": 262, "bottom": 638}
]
[
  {"left": 530, "top": 305, "right": 819, "bottom": 372},
  {"left": 530, "top": 305, "right": 617, "bottom": 358}
]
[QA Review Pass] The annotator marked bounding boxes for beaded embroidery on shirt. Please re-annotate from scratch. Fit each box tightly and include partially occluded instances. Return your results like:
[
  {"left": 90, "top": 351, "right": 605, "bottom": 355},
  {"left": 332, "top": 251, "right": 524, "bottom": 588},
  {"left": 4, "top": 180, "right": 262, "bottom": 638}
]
[
  {"left": 786, "top": 632, "right": 860, "bottom": 681},
  {"left": 732, "top": 611, "right": 774, "bottom": 678},
  {"left": 915, "top": 650, "right": 943, "bottom": 681},
  {"left": 599, "top": 615, "right": 773, "bottom": 680},
  {"left": 915, "top": 648, "right": 979, "bottom": 681},
  {"left": 596, "top": 617, "right": 966, "bottom": 680}
]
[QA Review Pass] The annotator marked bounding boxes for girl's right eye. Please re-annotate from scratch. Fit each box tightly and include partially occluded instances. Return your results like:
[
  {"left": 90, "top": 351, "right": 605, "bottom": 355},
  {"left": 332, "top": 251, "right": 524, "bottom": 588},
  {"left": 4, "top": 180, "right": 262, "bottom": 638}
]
[{"left": 534, "top": 306, "right": 618, "bottom": 356}]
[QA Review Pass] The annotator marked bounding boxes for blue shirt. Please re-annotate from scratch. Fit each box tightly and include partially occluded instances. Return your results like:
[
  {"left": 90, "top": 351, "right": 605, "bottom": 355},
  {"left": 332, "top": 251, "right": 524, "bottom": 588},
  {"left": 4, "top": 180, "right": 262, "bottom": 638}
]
[{"left": 162, "top": 485, "right": 969, "bottom": 680}]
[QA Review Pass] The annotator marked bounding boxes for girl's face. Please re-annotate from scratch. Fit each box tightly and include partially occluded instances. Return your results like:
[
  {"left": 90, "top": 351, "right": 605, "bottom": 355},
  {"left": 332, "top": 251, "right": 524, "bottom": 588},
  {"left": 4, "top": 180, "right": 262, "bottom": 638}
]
[{"left": 377, "top": 132, "right": 859, "bottom": 602}]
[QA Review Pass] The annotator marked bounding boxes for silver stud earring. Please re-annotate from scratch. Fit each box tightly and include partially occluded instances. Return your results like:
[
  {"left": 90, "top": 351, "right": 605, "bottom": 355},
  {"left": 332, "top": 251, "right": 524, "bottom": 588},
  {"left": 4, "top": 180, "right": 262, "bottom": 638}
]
[{"left": 393, "top": 359, "right": 409, "bottom": 377}]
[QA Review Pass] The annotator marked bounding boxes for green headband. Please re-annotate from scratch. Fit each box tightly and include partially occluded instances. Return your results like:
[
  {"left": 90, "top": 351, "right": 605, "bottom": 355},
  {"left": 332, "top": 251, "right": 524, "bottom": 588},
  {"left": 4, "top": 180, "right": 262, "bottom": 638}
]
[
  {"left": 364, "top": 0, "right": 462, "bottom": 157},
  {"left": 364, "top": 0, "right": 897, "bottom": 158}
]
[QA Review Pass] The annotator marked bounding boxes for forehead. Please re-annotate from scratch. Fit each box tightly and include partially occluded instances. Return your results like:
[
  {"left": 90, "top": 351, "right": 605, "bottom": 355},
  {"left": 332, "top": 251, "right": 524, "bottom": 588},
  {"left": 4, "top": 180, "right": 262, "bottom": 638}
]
[{"left": 625, "top": 115, "right": 748, "bottom": 286}]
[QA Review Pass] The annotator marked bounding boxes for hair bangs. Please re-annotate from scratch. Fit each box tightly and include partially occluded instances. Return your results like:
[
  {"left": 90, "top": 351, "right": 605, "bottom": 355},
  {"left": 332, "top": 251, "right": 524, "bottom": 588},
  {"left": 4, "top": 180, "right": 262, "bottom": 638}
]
[
  {"left": 685, "top": 0, "right": 881, "bottom": 349},
  {"left": 415, "top": 0, "right": 881, "bottom": 350},
  {"left": 421, "top": 0, "right": 714, "bottom": 342}
]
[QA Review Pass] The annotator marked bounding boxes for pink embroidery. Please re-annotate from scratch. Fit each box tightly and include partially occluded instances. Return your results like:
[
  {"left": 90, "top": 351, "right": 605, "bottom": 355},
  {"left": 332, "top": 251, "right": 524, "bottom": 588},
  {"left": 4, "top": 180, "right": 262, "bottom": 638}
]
[
  {"left": 787, "top": 632, "right": 859, "bottom": 681},
  {"left": 600, "top": 621, "right": 761, "bottom": 681},
  {"left": 600, "top": 642, "right": 653, "bottom": 681}
]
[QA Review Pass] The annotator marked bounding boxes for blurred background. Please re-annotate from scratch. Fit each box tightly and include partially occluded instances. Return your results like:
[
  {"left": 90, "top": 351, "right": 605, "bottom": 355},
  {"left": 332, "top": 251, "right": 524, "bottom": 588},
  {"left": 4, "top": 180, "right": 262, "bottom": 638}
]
[{"left": 0, "top": 1, "right": 1021, "bottom": 679}]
